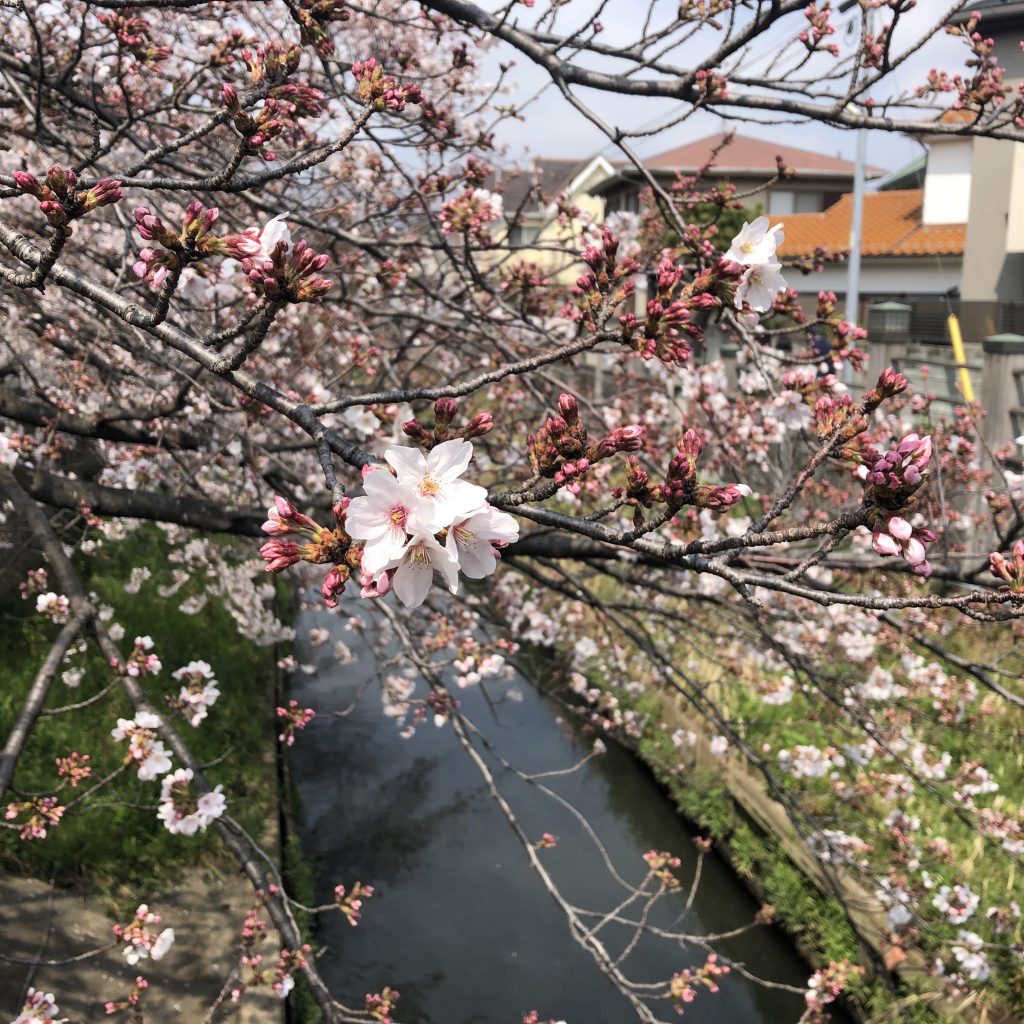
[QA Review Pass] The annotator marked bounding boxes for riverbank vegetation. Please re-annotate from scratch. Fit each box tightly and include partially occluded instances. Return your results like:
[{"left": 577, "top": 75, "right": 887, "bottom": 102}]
[{"left": 0, "top": 526, "right": 280, "bottom": 895}]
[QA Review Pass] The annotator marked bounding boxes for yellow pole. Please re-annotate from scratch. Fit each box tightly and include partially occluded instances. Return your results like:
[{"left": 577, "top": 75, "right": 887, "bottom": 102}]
[{"left": 947, "top": 314, "right": 976, "bottom": 403}]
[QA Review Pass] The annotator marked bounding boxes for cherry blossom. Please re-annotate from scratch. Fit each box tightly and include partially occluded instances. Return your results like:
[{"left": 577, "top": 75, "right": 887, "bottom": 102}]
[
  {"left": 444, "top": 505, "right": 520, "bottom": 578},
  {"left": 384, "top": 439, "right": 488, "bottom": 530},
  {"left": 724, "top": 216, "right": 785, "bottom": 265},
  {"left": 386, "top": 530, "right": 460, "bottom": 608},
  {"left": 734, "top": 262, "right": 788, "bottom": 312}
]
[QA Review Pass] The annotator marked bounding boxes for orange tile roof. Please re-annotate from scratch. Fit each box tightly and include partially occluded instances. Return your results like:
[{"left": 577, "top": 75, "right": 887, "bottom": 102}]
[{"left": 772, "top": 189, "right": 966, "bottom": 260}]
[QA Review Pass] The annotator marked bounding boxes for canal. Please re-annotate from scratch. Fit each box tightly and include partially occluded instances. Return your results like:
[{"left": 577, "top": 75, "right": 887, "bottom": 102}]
[{"left": 287, "top": 598, "right": 831, "bottom": 1023}]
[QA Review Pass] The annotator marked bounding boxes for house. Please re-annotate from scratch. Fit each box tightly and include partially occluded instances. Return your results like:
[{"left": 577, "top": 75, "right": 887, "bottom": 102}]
[
  {"left": 770, "top": 0, "right": 1024, "bottom": 349},
  {"left": 484, "top": 156, "right": 616, "bottom": 284},
  {"left": 488, "top": 133, "right": 877, "bottom": 284},
  {"left": 590, "top": 132, "right": 878, "bottom": 216}
]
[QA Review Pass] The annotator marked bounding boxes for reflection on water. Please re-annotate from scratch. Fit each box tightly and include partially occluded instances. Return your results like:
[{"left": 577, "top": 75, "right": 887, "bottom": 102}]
[{"left": 288, "top": 601, "right": 843, "bottom": 1024}]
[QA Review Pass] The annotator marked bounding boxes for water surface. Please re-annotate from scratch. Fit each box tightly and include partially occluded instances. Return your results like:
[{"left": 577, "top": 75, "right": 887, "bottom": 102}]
[{"left": 288, "top": 601, "right": 830, "bottom": 1024}]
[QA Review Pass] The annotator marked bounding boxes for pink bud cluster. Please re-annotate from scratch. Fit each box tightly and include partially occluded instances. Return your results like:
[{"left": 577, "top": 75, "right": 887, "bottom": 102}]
[
  {"left": 669, "top": 953, "right": 730, "bottom": 1012},
  {"left": 19, "top": 566, "right": 48, "bottom": 599},
  {"left": 527, "top": 392, "right": 644, "bottom": 491},
  {"left": 862, "top": 366, "right": 910, "bottom": 413},
  {"left": 13, "top": 166, "right": 122, "bottom": 228},
  {"left": 132, "top": 201, "right": 261, "bottom": 285},
  {"left": 860, "top": 433, "right": 935, "bottom": 575},
  {"left": 294, "top": 0, "right": 351, "bottom": 55},
  {"left": 242, "top": 238, "right": 333, "bottom": 303},
  {"left": 364, "top": 986, "right": 400, "bottom": 1024},
  {"left": 99, "top": 9, "right": 170, "bottom": 66},
  {"left": 221, "top": 67, "right": 326, "bottom": 161},
  {"left": 573, "top": 226, "right": 639, "bottom": 332},
  {"left": 352, "top": 58, "right": 423, "bottom": 112},
  {"left": 658, "top": 428, "right": 750, "bottom": 513},
  {"left": 259, "top": 495, "right": 359, "bottom": 607},
  {"left": 55, "top": 751, "right": 92, "bottom": 787},
  {"left": 276, "top": 700, "right": 316, "bottom": 746},
  {"left": 619, "top": 255, "right": 705, "bottom": 366},
  {"left": 803, "top": 960, "right": 863, "bottom": 1022},
  {"left": 104, "top": 975, "right": 149, "bottom": 1018},
  {"left": 438, "top": 187, "right": 504, "bottom": 240},
  {"left": 643, "top": 848, "right": 683, "bottom": 889},
  {"left": 989, "top": 539, "right": 1024, "bottom": 592},
  {"left": 402, "top": 397, "right": 493, "bottom": 450},
  {"left": 4, "top": 796, "right": 64, "bottom": 840},
  {"left": 335, "top": 881, "right": 375, "bottom": 926},
  {"left": 800, "top": 2, "right": 840, "bottom": 56}
]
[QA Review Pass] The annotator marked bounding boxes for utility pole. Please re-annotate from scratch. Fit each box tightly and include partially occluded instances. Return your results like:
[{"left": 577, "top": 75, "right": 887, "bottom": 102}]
[{"left": 840, "top": 0, "right": 877, "bottom": 327}]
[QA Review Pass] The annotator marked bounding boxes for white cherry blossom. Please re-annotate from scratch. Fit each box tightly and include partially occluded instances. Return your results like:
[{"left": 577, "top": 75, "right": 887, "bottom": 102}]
[
  {"left": 734, "top": 262, "right": 788, "bottom": 312},
  {"left": 444, "top": 505, "right": 520, "bottom": 578},
  {"left": 384, "top": 439, "right": 487, "bottom": 529},
  {"left": 725, "top": 216, "right": 785, "bottom": 265},
  {"left": 387, "top": 530, "right": 460, "bottom": 608}
]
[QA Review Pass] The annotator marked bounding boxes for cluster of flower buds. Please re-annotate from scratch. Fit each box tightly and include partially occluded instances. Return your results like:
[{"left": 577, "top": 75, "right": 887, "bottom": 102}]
[
  {"left": 273, "top": 946, "right": 311, "bottom": 999},
  {"left": 55, "top": 751, "right": 92, "bottom": 787},
  {"left": 13, "top": 166, "right": 122, "bottom": 229},
  {"left": 260, "top": 495, "right": 359, "bottom": 607},
  {"left": 526, "top": 393, "right": 643, "bottom": 490},
  {"left": 104, "top": 976, "right": 149, "bottom": 1018},
  {"left": 870, "top": 515, "right": 936, "bottom": 577},
  {"left": 861, "top": 366, "right": 910, "bottom": 413},
  {"left": 19, "top": 566, "right": 48, "bottom": 599},
  {"left": 35, "top": 591, "right": 69, "bottom": 623},
  {"left": 402, "top": 398, "right": 493, "bottom": 451},
  {"left": 99, "top": 9, "right": 170, "bottom": 66},
  {"left": 573, "top": 226, "right": 639, "bottom": 331},
  {"left": 352, "top": 58, "right": 423, "bottom": 112},
  {"left": 222, "top": 69, "right": 326, "bottom": 161},
  {"left": 659, "top": 428, "right": 750, "bottom": 513},
  {"left": 642, "top": 848, "right": 683, "bottom": 889},
  {"left": 920, "top": 15, "right": 1015, "bottom": 116},
  {"left": 276, "top": 699, "right": 316, "bottom": 746},
  {"left": 16, "top": 990, "right": 62, "bottom": 1024},
  {"left": 803, "top": 960, "right": 863, "bottom": 1021},
  {"left": 365, "top": 986, "right": 400, "bottom": 1024},
  {"left": 989, "top": 539, "right": 1024, "bottom": 593},
  {"left": 294, "top": 0, "right": 351, "bottom": 55},
  {"left": 426, "top": 688, "right": 460, "bottom": 726},
  {"left": 123, "top": 635, "right": 162, "bottom": 678},
  {"left": 113, "top": 904, "right": 175, "bottom": 966},
  {"left": 813, "top": 393, "right": 859, "bottom": 440},
  {"left": 4, "top": 796, "right": 64, "bottom": 841},
  {"left": 242, "top": 237, "right": 333, "bottom": 303},
  {"left": 132, "top": 201, "right": 262, "bottom": 286},
  {"left": 438, "top": 187, "right": 503, "bottom": 240},
  {"left": 858, "top": 433, "right": 936, "bottom": 575},
  {"left": 800, "top": 2, "right": 840, "bottom": 56},
  {"left": 619, "top": 255, "right": 706, "bottom": 366},
  {"left": 335, "top": 881, "right": 375, "bottom": 926},
  {"left": 670, "top": 953, "right": 730, "bottom": 1012}
]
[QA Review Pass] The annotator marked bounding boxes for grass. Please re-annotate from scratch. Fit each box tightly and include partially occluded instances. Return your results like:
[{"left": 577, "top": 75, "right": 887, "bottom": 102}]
[{"left": 0, "top": 525, "right": 282, "bottom": 896}]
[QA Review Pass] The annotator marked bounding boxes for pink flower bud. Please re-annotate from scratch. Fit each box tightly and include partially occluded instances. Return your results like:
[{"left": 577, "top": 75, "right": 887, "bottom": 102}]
[
  {"left": 888, "top": 516, "right": 913, "bottom": 541},
  {"left": 871, "top": 530, "right": 900, "bottom": 557}
]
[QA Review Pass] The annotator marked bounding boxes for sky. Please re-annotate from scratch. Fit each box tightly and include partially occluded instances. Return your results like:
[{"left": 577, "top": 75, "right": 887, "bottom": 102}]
[{"left": 479, "top": 0, "right": 975, "bottom": 176}]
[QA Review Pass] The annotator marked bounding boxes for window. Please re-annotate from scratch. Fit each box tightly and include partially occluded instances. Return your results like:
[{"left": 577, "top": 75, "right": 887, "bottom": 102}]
[
  {"left": 506, "top": 222, "right": 539, "bottom": 246},
  {"left": 767, "top": 190, "right": 824, "bottom": 214}
]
